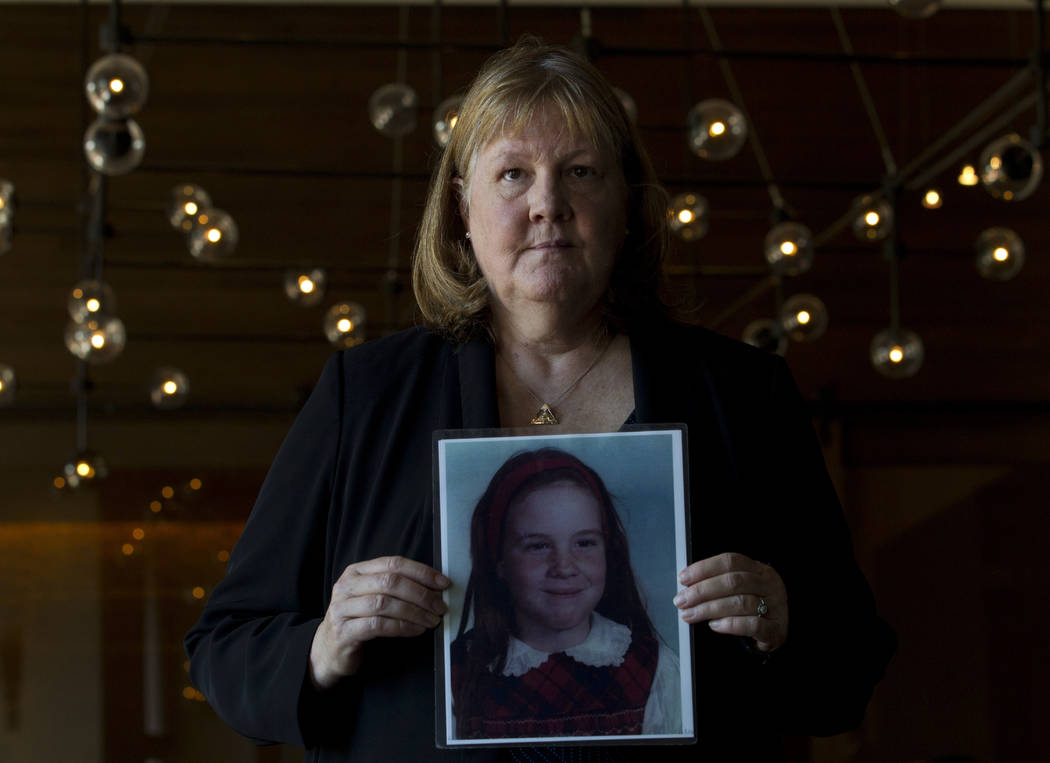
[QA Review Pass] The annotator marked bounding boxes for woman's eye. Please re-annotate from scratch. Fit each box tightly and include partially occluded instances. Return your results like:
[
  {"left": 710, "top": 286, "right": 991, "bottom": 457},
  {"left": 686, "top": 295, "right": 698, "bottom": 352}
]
[
  {"left": 501, "top": 168, "right": 523, "bottom": 181},
  {"left": 576, "top": 537, "right": 600, "bottom": 548},
  {"left": 523, "top": 541, "right": 550, "bottom": 552},
  {"left": 570, "top": 166, "right": 596, "bottom": 179}
]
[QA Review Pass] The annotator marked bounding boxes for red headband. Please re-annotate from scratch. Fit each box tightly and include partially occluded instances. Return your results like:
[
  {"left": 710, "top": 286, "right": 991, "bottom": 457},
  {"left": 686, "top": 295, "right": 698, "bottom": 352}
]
[{"left": 484, "top": 454, "right": 605, "bottom": 561}]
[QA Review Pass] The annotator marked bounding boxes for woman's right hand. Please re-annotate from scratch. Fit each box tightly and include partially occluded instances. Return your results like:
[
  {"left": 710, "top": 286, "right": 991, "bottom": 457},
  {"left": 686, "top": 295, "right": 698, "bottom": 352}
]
[{"left": 308, "top": 556, "right": 450, "bottom": 689}]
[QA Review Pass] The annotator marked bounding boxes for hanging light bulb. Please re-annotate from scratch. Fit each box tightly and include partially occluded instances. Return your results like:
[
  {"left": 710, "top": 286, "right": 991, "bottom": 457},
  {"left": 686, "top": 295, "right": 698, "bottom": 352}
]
[
  {"left": 61, "top": 450, "right": 108, "bottom": 489},
  {"left": 851, "top": 195, "right": 893, "bottom": 242},
  {"left": 324, "top": 301, "right": 366, "bottom": 348},
  {"left": 668, "top": 193, "right": 709, "bottom": 241},
  {"left": 432, "top": 95, "right": 463, "bottom": 148},
  {"left": 67, "top": 279, "right": 117, "bottom": 323},
  {"left": 0, "top": 363, "right": 15, "bottom": 407},
  {"left": 0, "top": 178, "right": 14, "bottom": 223},
  {"left": 167, "top": 184, "right": 212, "bottom": 231},
  {"left": 83, "top": 117, "right": 146, "bottom": 176},
  {"left": 613, "top": 87, "right": 637, "bottom": 124},
  {"left": 64, "top": 314, "right": 126, "bottom": 364},
  {"left": 742, "top": 318, "right": 787, "bottom": 355},
  {"left": 779, "top": 294, "right": 828, "bottom": 342},
  {"left": 888, "top": 0, "right": 941, "bottom": 19},
  {"left": 921, "top": 188, "right": 942, "bottom": 209},
  {"left": 763, "top": 222, "right": 814, "bottom": 276},
  {"left": 284, "top": 268, "right": 327, "bottom": 307},
  {"left": 687, "top": 99, "right": 747, "bottom": 160},
  {"left": 369, "top": 83, "right": 418, "bottom": 138},
  {"left": 957, "top": 164, "right": 979, "bottom": 186},
  {"left": 974, "top": 227, "right": 1025, "bottom": 281},
  {"left": 979, "top": 133, "right": 1043, "bottom": 201},
  {"left": 187, "top": 209, "right": 238, "bottom": 261},
  {"left": 870, "top": 328, "right": 924, "bottom": 378},
  {"left": 150, "top": 367, "right": 190, "bottom": 410},
  {"left": 84, "top": 53, "right": 149, "bottom": 118}
]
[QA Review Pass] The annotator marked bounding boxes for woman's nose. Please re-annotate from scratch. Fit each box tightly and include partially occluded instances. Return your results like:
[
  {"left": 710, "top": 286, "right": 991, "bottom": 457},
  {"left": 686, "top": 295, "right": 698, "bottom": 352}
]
[
  {"left": 529, "top": 173, "right": 571, "bottom": 222},
  {"left": 548, "top": 548, "right": 578, "bottom": 576}
]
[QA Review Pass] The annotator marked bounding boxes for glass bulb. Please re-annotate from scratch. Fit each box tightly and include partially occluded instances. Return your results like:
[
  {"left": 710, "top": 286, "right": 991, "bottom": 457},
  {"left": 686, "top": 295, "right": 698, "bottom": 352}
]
[
  {"left": 84, "top": 53, "right": 149, "bottom": 118},
  {"left": 922, "top": 188, "right": 942, "bottom": 209},
  {"left": 870, "top": 328, "right": 924, "bottom": 378},
  {"left": 668, "top": 192, "right": 709, "bottom": 241},
  {"left": 0, "top": 179, "right": 14, "bottom": 225},
  {"left": 687, "top": 99, "right": 747, "bottom": 160},
  {"left": 779, "top": 294, "right": 828, "bottom": 342},
  {"left": 432, "top": 95, "right": 463, "bottom": 148},
  {"left": 187, "top": 209, "right": 238, "bottom": 261},
  {"left": 83, "top": 117, "right": 146, "bottom": 176},
  {"left": 888, "top": 0, "right": 941, "bottom": 19},
  {"left": 369, "top": 83, "right": 418, "bottom": 138},
  {"left": 150, "top": 367, "right": 190, "bottom": 409},
  {"left": 167, "top": 184, "right": 212, "bottom": 230},
  {"left": 284, "top": 268, "right": 327, "bottom": 307},
  {"left": 742, "top": 318, "right": 787, "bottom": 355},
  {"left": 324, "top": 301, "right": 366, "bottom": 347},
  {"left": 980, "top": 133, "right": 1042, "bottom": 201},
  {"left": 613, "top": 87, "right": 637, "bottom": 124},
  {"left": 764, "top": 221, "right": 814, "bottom": 276},
  {"left": 0, "top": 363, "right": 15, "bottom": 407},
  {"left": 64, "top": 314, "right": 126, "bottom": 364},
  {"left": 957, "top": 164, "right": 979, "bottom": 186},
  {"left": 974, "top": 227, "right": 1024, "bottom": 281},
  {"left": 61, "top": 450, "right": 108, "bottom": 489},
  {"left": 67, "top": 279, "right": 117, "bottom": 323},
  {"left": 851, "top": 195, "right": 893, "bottom": 242}
]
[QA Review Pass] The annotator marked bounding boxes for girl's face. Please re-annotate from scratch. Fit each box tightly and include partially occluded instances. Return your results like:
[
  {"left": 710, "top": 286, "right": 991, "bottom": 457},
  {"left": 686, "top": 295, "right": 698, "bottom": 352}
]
[{"left": 498, "top": 479, "right": 607, "bottom": 651}]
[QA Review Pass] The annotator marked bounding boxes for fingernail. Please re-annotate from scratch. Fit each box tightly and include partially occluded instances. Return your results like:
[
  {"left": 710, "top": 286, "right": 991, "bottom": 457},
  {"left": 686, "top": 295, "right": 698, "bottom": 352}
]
[
  {"left": 436, "top": 574, "right": 450, "bottom": 587},
  {"left": 708, "top": 619, "right": 724, "bottom": 630},
  {"left": 678, "top": 571, "right": 687, "bottom": 584},
  {"left": 673, "top": 594, "right": 685, "bottom": 607}
]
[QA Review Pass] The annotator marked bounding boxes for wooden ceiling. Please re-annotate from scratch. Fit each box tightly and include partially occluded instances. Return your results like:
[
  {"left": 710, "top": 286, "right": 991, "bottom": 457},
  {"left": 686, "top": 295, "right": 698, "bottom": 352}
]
[{"left": 0, "top": 1, "right": 1047, "bottom": 441}]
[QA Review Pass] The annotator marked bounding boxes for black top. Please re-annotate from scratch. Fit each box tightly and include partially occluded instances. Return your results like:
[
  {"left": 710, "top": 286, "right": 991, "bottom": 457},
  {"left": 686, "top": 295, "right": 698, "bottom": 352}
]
[{"left": 185, "top": 321, "right": 895, "bottom": 762}]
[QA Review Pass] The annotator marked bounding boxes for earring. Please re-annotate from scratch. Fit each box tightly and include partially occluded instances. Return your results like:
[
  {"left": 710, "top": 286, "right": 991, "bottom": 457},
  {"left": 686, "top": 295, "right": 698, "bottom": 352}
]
[{"left": 465, "top": 231, "right": 471, "bottom": 240}]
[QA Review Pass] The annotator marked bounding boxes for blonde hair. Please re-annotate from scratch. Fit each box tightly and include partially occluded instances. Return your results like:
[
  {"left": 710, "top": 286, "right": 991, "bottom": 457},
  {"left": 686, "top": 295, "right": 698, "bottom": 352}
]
[{"left": 412, "top": 36, "right": 672, "bottom": 342}]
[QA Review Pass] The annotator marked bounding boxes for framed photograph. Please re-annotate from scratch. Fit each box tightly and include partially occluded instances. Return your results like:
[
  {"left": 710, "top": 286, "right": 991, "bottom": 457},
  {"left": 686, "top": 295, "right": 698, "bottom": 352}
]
[{"left": 433, "top": 427, "right": 695, "bottom": 748}]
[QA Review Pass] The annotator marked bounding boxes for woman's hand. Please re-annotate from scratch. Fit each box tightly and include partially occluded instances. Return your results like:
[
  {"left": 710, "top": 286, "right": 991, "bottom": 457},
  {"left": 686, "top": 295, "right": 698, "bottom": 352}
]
[
  {"left": 309, "top": 556, "right": 450, "bottom": 689},
  {"left": 674, "top": 552, "right": 788, "bottom": 653}
]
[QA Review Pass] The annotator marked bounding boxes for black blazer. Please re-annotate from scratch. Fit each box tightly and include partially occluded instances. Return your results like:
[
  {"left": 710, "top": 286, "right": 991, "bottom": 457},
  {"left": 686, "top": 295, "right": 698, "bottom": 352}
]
[{"left": 186, "top": 322, "right": 895, "bottom": 762}]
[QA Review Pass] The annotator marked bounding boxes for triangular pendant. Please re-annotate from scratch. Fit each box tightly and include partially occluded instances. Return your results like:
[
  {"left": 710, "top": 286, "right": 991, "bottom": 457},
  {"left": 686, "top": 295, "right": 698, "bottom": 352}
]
[{"left": 530, "top": 404, "right": 558, "bottom": 425}]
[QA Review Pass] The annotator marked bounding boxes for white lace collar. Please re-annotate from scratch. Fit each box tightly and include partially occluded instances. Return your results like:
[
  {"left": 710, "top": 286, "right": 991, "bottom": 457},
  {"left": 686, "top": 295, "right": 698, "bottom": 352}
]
[{"left": 500, "top": 612, "right": 632, "bottom": 677}]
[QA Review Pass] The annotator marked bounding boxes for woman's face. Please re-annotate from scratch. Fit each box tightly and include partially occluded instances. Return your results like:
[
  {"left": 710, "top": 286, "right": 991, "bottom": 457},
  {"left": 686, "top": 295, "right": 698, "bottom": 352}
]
[
  {"left": 458, "top": 106, "right": 628, "bottom": 325},
  {"left": 499, "top": 479, "right": 607, "bottom": 651}
]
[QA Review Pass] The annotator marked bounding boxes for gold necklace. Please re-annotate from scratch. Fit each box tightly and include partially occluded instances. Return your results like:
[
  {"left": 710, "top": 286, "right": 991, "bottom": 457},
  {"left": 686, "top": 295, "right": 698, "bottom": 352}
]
[{"left": 499, "top": 334, "right": 613, "bottom": 425}]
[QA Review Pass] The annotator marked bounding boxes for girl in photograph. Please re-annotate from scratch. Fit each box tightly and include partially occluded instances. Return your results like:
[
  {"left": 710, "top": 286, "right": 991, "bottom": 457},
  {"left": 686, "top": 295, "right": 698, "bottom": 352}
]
[{"left": 450, "top": 448, "right": 681, "bottom": 739}]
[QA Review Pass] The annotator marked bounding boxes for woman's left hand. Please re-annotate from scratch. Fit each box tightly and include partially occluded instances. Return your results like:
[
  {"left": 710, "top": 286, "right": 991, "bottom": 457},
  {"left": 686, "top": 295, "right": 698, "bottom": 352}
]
[{"left": 674, "top": 552, "right": 788, "bottom": 653}]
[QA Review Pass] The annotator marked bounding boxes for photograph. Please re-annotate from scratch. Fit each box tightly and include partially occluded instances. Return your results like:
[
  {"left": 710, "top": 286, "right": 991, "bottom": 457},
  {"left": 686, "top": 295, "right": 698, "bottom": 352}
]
[{"left": 435, "top": 428, "right": 694, "bottom": 747}]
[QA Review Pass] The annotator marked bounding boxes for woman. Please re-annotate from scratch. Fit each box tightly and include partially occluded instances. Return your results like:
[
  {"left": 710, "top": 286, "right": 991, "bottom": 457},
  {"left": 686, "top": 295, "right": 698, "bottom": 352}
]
[
  {"left": 186, "top": 37, "right": 894, "bottom": 762},
  {"left": 450, "top": 448, "right": 681, "bottom": 740}
]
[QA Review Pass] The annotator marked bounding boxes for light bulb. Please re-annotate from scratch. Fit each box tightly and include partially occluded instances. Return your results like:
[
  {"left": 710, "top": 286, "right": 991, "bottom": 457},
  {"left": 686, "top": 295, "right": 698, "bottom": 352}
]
[
  {"left": 68, "top": 279, "right": 117, "bottom": 322},
  {"left": 888, "top": 0, "right": 941, "bottom": 19},
  {"left": 61, "top": 450, "right": 108, "bottom": 489},
  {"left": 870, "top": 328, "right": 924, "bottom": 378},
  {"left": 284, "top": 268, "right": 327, "bottom": 307},
  {"left": 432, "top": 95, "right": 463, "bottom": 148},
  {"left": 167, "top": 184, "right": 212, "bottom": 230},
  {"left": 64, "top": 315, "right": 126, "bottom": 364},
  {"left": 0, "top": 179, "right": 14, "bottom": 224},
  {"left": 613, "top": 87, "right": 637, "bottom": 124},
  {"left": 974, "top": 227, "right": 1024, "bottom": 281},
  {"left": 779, "top": 294, "right": 828, "bottom": 342},
  {"left": 668, "top": 193, "right": 709, "bottom": 241},
  {"left": 764, "top": 222, "right": 814, "bottom": 276},
  {"left": 851, "top": 195, "right": 893, "bottom": 242},
  {"left": 922, "top": 188, "right": 942, "bottom": 209},
  {"left": 687, "top": 99, "right": 747, "bottom": 160},
  {"left": 187, "top": 209, "right": 238, "bottom": 261},
  {"left": 83, "top": 117, "right": 146, "bottom": 176},
  {"left": 957, "top": 164, "right": 979, "bottom": 186},
  {"left": 980, "top": 133, "right": 1042, "bottom": 201},
  {"left": 0, "top": 364, "right": 15, "bottom": 407},
  {"left": 150, "top": 366, "right": 190, "bottom": 409},
  {"left": 84, "top": 53, "right": 149, "bottom": 118},
  {"left": 742, "top": 318, "right": 787, "bottom": 355},
  {"left": 369, "top": 83, "right": 418, "bottom": 138},
  {"left": 324, "top": 301, "right": 366, "bottom": 348}
]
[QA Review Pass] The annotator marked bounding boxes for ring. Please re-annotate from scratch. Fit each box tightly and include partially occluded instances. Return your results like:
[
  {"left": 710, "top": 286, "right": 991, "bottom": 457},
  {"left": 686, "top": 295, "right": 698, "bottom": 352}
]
[{"left": 756, "top": 598, "right": 768, "bottom": 617}]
